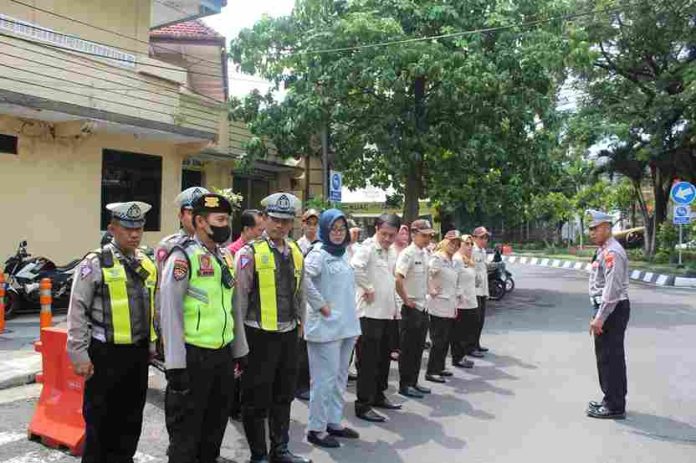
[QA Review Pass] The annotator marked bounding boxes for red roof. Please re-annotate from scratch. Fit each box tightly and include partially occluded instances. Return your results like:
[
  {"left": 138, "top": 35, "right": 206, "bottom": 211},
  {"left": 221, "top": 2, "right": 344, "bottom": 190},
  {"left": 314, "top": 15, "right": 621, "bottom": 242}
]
[{"left": 150, "top": 20, "right": 224, "bottom": 41}]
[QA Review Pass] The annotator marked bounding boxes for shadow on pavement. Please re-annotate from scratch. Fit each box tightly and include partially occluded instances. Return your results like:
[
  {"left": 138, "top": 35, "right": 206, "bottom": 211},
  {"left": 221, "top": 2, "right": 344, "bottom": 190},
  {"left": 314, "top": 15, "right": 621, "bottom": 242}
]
[{"left": 618, "top": 411, "right": 696, "bottom": 445}]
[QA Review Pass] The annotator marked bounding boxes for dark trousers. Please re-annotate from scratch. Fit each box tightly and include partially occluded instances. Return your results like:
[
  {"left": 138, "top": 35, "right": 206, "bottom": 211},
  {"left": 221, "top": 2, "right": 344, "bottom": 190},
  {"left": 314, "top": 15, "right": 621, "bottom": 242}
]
[
  {"left": 474, "top": 296, "right": 488, "bottom": 349},
  {"left": 356, "top": 318, "right": 392, "bottom": 407},
  {"left": 450, "top": 309, "right": 480, "bottom": 362},
  {"left": 166, "top": 344, "right": 234, "bottom": 463},
  {"left": 242, "top": 326, "right": 299, "bottom": 459},
  {"left": 594, "top": 300, "right": 630, "bottom": 412},
  {"left": 427, "top": 315, "right": 454, "bottom": 375},
  {"left": 83, "top": 341, "right": 149, "bottom": 463},
  {"left": 398, "top": 306, "right": 430, "bottom": 389},
  {"left": 230, "top": 376, "right": 242, "bottom": 417},
  {"left": 296, "top": 338, "right": 310, "bottom": 393}
]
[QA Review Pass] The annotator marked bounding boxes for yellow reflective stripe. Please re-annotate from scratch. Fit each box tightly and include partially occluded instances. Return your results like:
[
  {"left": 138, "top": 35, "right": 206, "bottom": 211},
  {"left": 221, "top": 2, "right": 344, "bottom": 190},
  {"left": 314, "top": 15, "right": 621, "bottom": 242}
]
[
  {"left": 254, "top": 241, "right": 278, "bottom": 331},
  {"left": 140, "top": 255, "right": 158, "bottom": 343},
  {"left": 102, "top": 261, "right": 131, "bottom": 345},
  {"left": 289, "top": 242, "right": 304, "bottom": 294}
]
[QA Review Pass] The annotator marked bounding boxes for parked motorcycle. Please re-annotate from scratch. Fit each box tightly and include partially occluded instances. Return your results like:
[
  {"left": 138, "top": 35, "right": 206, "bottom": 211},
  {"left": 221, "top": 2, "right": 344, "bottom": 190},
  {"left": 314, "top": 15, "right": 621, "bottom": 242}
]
[
  {"left": 2, "top": 240, "right": 79, "bottom": 318},
  {"left": 488, "top": 261, "right": 515, "bottom": 301}
]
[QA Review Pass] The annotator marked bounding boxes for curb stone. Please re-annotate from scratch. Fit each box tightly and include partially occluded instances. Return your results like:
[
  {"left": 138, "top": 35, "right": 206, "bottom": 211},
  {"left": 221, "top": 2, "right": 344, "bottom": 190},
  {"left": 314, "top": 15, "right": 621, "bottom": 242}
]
[{"left": 499, "top": 255, "right": 695, "bottom": 288}]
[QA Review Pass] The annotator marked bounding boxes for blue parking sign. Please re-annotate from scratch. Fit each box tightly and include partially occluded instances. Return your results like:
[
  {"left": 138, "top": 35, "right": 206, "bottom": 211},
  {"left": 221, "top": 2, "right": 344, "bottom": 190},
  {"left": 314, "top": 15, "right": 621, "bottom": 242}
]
[{"left": 329, "top": 171, "right": 342, "bottom": 202}]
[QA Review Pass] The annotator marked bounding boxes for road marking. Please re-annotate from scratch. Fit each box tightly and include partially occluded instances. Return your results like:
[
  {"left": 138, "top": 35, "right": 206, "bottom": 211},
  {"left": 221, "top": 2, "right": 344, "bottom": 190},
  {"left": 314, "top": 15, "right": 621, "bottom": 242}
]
[
  {"left": 2, "top": 450, "right": 64, "bottom": 463},
  {"left": 0, "top": 432, "right": 25, "bottom": 446}
]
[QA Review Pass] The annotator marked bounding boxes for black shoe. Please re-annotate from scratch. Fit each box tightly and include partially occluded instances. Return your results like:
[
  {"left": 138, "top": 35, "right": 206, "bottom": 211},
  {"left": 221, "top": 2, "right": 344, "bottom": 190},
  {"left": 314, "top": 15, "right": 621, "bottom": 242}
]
[
  {"left": 355, "top": 406, "right": 387, "bottom": 422},
  {"left": 414, "top": 384, "right": 431, "bottom": 394},
  {"left": 425, "top": 374, "right": 446, "bottom": 384},
  {"left": 295, "top": 389, "right": 310, "bottom": 401},
  {"left": 469, "top": 351, "right": 485, "bottom": 358},
  {"left": 477, "top": 346, "right": 489, "bottom": 352},
  {"left": 307, "top": 431, "right": 340, "bottom": 448},
  {"left": 439, "top": 369, "right": 454, "bottom": 377},
  {"left": 327, "top": 426, "right": 360, "bottom": 439},
  {"left": 250, "top": 457, "right": 269, "bottom": 463},
  {"left": 452, "top": 359, "right": 474, "bottom": 368},
  {"left": 399, "top": 386, "right": 424, "bottom": 399},
  {"left": 373, "top": 396, "right": 402, "bottom": 410},
  {"left": 586, "top": 406, "right": 625, "bottom": 420},
  {"left": 270, "top": 448, "right": 312, "bottom": 463},
  {"left": 588, "top": 400, "right": 604, "bottom": 409}
]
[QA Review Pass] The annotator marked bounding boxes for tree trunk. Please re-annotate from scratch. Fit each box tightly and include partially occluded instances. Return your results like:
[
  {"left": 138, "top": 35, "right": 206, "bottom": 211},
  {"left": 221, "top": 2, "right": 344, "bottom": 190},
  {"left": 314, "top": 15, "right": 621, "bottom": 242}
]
[
  {"left": 650, "top": 165, "right": 671, "bottom": 256},
  {"left": 403, "top": 75, "right": 427, "bottom": 225}
]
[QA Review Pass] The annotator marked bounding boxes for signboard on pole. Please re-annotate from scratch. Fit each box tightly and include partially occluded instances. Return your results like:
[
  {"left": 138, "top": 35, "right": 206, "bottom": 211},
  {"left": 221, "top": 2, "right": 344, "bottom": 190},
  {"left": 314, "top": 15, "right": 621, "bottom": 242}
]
[
  {"left": 670, "top": 181, "right": 696, "bottom": 205},
  {"left": 673, "top": 205, "right": 692, "bottom": 225},
  {"left": 329, "top": 171, "right": 342, "bottom": 202}
]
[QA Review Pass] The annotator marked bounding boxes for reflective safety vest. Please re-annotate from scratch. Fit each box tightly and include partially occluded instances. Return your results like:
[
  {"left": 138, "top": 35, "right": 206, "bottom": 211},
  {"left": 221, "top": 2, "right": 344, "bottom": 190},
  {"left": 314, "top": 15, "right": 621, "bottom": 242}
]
[
  {"left": 252, "top": 239, "right": 303, "bottom": 331},
  {"left": 99, "top": 248, "right": 158, "bottom": 344},
  {"left": 182, "top": 244, "right": 235, "bottom": 349}
]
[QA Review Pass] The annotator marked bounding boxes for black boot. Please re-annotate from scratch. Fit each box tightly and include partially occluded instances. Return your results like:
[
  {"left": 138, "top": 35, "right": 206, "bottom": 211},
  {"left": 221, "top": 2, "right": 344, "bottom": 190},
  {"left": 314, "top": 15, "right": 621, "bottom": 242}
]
[
  {"left": 269, "top": 404, "right": 311, "bottom": 463},
  {"left": 242, "top": 408, "right": 268, "bottom": 462}
]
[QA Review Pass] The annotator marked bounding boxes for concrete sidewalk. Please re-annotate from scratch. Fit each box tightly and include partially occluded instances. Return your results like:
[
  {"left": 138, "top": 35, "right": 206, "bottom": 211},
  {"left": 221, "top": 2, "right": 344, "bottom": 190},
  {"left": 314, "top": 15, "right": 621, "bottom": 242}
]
[{"left": 0, "top": 314, "right": 66, "bottom": 390}]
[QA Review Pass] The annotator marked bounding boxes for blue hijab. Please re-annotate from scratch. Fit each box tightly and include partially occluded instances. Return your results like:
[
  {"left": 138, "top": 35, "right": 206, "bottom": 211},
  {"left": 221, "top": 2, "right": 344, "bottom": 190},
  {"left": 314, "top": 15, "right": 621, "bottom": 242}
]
[{"left": 318, "top": 208, "right": 350, "bottom": 256}]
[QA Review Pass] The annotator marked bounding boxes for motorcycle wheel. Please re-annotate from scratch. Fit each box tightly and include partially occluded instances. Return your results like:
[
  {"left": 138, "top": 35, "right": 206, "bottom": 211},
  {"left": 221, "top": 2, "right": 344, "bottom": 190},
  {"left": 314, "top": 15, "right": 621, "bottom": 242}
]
[
  {"left": 505, "top": 278, "right": 515, "bottom": 293},
  {"left": 3, "top": 291, "right": 21, "bottom": 319},
  {"left": 489, "top": 279, "right": 506, "bottom": 301}
]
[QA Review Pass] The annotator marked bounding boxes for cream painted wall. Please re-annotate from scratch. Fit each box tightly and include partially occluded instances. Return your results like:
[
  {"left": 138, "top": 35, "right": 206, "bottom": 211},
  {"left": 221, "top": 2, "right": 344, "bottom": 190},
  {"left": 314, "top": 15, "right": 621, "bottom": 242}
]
[
  {"left": 0, "top": 116, "right": 185, "bottom": 265},
  {"left": 0, "top": 0, "right": 151, "bottom": 54}
]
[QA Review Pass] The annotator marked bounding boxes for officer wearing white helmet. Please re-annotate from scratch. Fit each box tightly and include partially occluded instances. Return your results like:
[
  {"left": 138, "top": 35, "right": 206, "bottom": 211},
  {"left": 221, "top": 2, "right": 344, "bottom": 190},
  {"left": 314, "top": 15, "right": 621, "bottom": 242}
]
[
  {"left": 586, "top": 210, "right": 630, "bottom": 420},
  {"left": 155, "top": 186, "right": 210, "bottom": 267},
  {"left": 67, "top": 201, "right": 157, "bottom": 463},
  {"left": 235, "top": 192, "right": 311, "bottom": 463}
]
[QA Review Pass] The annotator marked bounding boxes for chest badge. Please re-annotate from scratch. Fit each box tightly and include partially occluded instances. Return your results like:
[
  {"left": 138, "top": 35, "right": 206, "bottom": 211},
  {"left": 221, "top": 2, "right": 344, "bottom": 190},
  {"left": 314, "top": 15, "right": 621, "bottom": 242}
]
[{"left": 198, "top": 254, "right": 215, "bottom": 277}]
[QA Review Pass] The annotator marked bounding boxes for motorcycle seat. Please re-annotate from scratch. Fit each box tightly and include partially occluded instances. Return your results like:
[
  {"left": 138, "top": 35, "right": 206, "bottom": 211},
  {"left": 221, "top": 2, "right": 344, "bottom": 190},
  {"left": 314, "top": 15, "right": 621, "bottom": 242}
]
[{"left": 54, "top": 259, "right": 80, "bottom": 272}]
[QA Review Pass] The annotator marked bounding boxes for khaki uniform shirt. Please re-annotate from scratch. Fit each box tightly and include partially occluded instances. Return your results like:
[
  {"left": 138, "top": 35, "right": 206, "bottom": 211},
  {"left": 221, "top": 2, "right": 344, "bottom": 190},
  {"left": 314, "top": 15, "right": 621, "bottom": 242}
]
[
  {"left": 395, "top": 243, "right": 429, "bottom": 311},
  {"left": 67, "top": 242, "right": 152, "bottom": 365},
  {"left": 426, "top": 253, "right": 459, "bottom": 318},
  {"left": 159, "top": 237, "right": 248, "bottom": 370},
  {"left": 472, "top": 244, "right": 489, "bottom": 297},
  {"left": 351, "top": 236, "right": 399, "bottom": 320},
  {"left": 454, "top": 253, "right": 478, "bottom": 310},
  {"left": 589, "top": 237, "right": 629, "bottom": 322}
]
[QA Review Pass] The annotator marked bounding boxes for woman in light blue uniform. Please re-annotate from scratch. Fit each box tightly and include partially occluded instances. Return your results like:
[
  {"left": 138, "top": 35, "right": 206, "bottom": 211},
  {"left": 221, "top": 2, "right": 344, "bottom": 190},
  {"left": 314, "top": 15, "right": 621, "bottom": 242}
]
[{"left": 303, "top": 209, "right": 362, "bottom": 448}]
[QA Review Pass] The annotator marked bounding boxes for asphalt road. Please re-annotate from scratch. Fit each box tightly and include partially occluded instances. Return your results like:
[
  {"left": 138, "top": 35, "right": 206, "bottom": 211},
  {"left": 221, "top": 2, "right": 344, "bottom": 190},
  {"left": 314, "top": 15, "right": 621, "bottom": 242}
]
[{"left": 0, "top": 263, "right": 695, "bottom": 463}]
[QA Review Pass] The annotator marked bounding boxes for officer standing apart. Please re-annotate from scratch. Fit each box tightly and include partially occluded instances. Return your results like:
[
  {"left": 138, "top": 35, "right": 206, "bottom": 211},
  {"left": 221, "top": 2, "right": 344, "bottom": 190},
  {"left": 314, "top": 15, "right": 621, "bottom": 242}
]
[
  {"left": 395, "top": 219, "right": 435, "bottom": 399},
  {"left": 67, "top": 202, "right": 157, "bottom": 463},
  {"left": 352, "top": 214, "right": 403, "bottom": 421},
  {"left": 471, "top": 226, "right": 491, "bottom": 357},
  {"left": 235, "top": 193, "right": 311, "bottom": 463},
  {"left": 586, "top": 210, "right": 630, "bottom": 419},
  {"left": 159, "top": 193, "right": 248, "bottom": 463}
]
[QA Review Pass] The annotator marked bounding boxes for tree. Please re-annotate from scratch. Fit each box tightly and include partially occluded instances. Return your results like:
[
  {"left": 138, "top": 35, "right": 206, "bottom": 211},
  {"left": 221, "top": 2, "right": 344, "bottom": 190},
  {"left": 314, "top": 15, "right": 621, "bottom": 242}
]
[
  {"left": 229, "top": 0, "right": 571, "bottom": 224},
  {"left": 567, "top": 0, "right": 696, "bottom": 255},
  {"left": 530, "top": 191, "right": 574, "bottom": 244}
]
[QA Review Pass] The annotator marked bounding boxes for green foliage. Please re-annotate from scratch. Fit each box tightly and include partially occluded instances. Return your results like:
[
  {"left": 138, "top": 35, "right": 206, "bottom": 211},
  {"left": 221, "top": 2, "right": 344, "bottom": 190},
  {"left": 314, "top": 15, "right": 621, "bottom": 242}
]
[
  {"left": 656, "top": 222, "right": 678, "bottom": 254},
  {"left": 567, "top": 0, "right": 696, "bottom": 255},
  {"left": 229, "top": 0, "right": 572, "bottom": 223},
  {"left": 304, "top": 195, "right": 333, "bottom": 212}
]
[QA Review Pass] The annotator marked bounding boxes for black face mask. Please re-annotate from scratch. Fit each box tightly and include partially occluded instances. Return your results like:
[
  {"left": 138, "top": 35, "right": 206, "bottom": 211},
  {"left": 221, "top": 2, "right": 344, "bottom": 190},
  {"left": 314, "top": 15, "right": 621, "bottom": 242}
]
[{"left": 206, "top": 223, "right": 231, "bottom": 244}]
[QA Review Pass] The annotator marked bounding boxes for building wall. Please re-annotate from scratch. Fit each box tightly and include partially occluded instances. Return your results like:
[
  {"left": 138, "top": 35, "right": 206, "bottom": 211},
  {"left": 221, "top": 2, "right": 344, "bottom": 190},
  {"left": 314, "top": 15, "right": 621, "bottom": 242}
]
[
  {"left": 1, "top": 0, "right": 151, "bottom": 54},
  {"left": 0, "top": 115, "right": 186, "bottom": 264}
]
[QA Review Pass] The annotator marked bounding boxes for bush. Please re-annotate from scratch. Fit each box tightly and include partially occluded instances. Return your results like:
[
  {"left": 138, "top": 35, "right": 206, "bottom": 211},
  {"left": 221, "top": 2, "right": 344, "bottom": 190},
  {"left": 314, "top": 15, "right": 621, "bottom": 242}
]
[
  {"left": 653, "top": 251, "right": 671, "bottom": 264},
  {"left": 657, "top": 222, "right": 678, "bottom": 254},
  {"left": 627, "top": 249, "right": 646, "bottom": 262}
]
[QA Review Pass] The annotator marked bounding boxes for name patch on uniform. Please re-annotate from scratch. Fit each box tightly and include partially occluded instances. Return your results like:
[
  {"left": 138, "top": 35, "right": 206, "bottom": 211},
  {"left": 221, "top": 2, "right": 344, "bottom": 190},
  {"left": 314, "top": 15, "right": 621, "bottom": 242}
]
[
  {"left": 239, "top": 255, "right": 251, "bottom": 269},
  {"left": 173, "top": 259, "right": 188, "bottom": 281},
  {"left": 198, "top": 254, "right": 214, "bottom": 277},
  {"left": 79, "top": 263, "right": 92, "bottom": 280},
  {"left": 156, "top": 248, "right": 169, "bottom": 263}
]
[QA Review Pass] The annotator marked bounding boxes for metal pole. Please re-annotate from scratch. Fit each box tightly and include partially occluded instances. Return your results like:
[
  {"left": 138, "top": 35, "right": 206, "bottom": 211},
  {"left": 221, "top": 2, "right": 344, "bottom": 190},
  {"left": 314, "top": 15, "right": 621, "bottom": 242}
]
[
  {"left": 321, "top": 123, "right": 329, "bottom": 200},
  {"left": 678, "top": 223, "right": 683, "bottom": 266}
]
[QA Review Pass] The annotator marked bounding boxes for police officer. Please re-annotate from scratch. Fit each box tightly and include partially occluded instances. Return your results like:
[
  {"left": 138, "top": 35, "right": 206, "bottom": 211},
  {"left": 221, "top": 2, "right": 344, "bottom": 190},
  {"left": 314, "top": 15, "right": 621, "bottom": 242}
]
[
  {"left": 235, "top": 193, "right": 311, "bottom": 463},
  {"left": 159, "top": 193, "right": 248, "bottom": 463},
  {"left": 395, "top": 219, "right": 435, "bottom": 399},
  {"left": 67, "top": 201, "right": 157, "bottom": 463},
  {"left": 586, "top": 210, "right": 630, "bottom": 419},
  {"left": 155, "top": 186, "right": 210, "bottom": 268}
]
